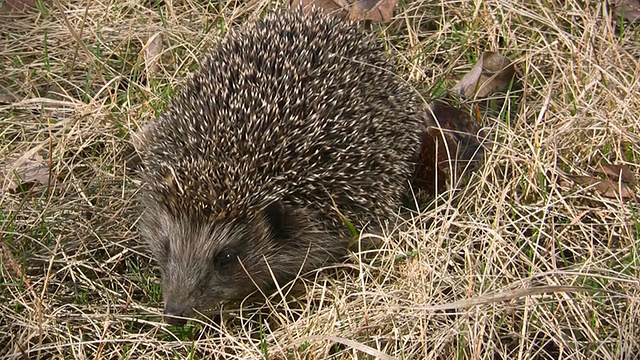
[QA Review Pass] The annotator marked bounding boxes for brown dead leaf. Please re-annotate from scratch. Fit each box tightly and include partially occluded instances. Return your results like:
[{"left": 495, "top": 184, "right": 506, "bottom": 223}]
[
  {"left": 596, "top": 161, "right": 636, "bottom": 186},
  {"left": 142, "top": 32, "right": 165, "bottom": 80},
  {"left": 1, "top": 150, "right": 51, "bottom": 194},
  {"left": 430, "top": 103, "right": 484, "bottom": 164},
  {"left": 290, "top": 0, "right": 344, "bottom": 16},
  {"left": 570, "top": 175, "right": 636, "bottom": 200},
  {"left": 452, "top": 51, "right": 516, "bottom": 99},
  {"left": 348, "top": 0, "right": 398, "bottom": 22},
  {"left": 0, "top": 0, "right": 36, "bottom": 15},
  {"left": 412, "top": 103, "right": 485, "bottom": 197},
  {"left": 612, "top": 0, "right": 640, "bottom": 23},
  {"left": 290, "top": 0, "right": 398, "bottom": 22}
]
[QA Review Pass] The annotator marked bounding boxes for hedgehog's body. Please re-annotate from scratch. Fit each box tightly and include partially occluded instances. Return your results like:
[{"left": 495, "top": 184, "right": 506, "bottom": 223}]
[{"left": 136, "top": 9, "right": 427, "bottom": 325}]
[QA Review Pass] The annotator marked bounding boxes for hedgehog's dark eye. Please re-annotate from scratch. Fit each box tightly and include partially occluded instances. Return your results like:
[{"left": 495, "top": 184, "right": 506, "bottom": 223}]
[{"left": 214, "top": 251, "right": 238, "bottom": 270}]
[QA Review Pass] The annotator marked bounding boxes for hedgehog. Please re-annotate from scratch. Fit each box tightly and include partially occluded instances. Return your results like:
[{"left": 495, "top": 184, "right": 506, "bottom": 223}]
[{"left": 135, "top": 8, "right": 429, "bottom": 326}]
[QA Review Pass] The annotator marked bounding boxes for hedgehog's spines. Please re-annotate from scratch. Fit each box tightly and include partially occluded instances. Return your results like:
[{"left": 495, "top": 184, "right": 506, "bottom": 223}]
[
  {"left": 139, "top": 8, "right": 424, "bottom": 225},
  {"left": 137, "top": 8, "right": 428, "bottom": 316}
]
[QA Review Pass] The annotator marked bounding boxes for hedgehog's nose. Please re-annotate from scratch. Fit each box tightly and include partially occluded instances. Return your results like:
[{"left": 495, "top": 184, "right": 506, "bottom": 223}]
[{"left": 164, "top": 304, "right": 188, "bottom": 326}]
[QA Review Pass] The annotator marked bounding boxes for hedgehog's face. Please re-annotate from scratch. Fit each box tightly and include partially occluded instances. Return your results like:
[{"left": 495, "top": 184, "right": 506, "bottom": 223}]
[{"left": 139, "top": 200, "right": 312, "bottom": 326}]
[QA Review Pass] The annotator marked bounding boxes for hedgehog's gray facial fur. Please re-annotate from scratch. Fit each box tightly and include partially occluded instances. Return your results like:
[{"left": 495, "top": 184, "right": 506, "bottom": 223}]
[{"left": 139, "top": 198, "right": 341, "bottom": 325}]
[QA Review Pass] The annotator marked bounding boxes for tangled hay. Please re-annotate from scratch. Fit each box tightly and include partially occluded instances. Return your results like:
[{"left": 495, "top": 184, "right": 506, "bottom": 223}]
[{"left": 1, "top": 0, "right": 638, "bottom": 358}]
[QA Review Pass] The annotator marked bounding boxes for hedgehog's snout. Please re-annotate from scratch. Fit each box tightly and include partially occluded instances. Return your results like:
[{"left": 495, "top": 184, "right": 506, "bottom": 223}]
[{"left": 163, "top": 302, "right": 190, "bottom": 326}]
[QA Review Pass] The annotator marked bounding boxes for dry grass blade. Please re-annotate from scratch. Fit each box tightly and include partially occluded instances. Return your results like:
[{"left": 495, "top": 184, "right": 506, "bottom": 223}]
[{"left": 1, "top": 0, "right": 639, "bottom": 359}]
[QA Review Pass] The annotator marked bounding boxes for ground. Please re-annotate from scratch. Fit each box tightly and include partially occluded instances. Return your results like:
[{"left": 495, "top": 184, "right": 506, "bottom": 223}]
[{"left": 0, "top": 0, "right": 639, "bottom": 359}]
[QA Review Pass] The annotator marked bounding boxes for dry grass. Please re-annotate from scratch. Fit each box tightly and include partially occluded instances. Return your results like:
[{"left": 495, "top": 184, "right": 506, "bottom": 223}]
[{"left": 1, "top": 0, "right": 639, "bottom": 359}]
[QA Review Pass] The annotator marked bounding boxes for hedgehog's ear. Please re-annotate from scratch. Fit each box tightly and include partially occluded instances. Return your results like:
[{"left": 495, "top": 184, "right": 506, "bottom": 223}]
[{"left": 264, "top": 200, "right": 286, "bottom": 237}]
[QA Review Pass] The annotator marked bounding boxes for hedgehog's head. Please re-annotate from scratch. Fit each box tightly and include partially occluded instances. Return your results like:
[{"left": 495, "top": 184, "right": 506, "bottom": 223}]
[{"left": 138, "top": 197, "right": 324, "bottom": 326}]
